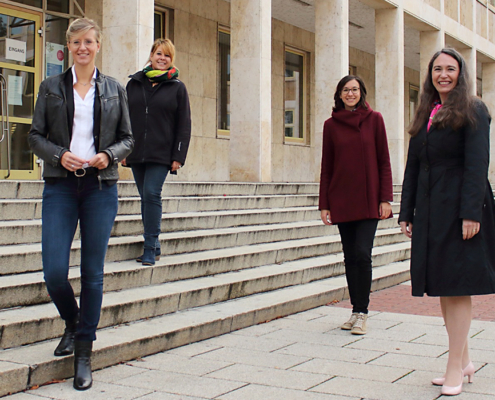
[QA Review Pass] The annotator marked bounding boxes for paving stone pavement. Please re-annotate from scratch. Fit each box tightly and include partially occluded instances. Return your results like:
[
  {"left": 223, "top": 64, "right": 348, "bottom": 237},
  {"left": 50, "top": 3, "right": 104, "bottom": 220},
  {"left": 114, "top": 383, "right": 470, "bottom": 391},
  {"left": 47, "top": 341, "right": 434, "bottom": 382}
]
[{"left": 4, "top": 282, "right": 495, "bottom": 400}]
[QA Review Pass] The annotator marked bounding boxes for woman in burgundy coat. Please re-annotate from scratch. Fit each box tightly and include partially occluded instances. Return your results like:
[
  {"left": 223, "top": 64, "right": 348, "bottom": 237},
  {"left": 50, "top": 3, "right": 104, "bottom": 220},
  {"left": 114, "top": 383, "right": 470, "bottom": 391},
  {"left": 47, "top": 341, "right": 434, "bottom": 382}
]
[{"left": 319, "top": 75, "right": 393, "bottom": 335}]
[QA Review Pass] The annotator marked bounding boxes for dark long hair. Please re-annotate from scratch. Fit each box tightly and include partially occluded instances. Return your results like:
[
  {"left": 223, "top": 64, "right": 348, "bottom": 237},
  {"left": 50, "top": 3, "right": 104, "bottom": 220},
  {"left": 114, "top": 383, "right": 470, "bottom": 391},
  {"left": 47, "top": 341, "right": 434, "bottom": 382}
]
[
  {"left": 333, "top": 75, "right": 368, "bottom": 112},
  {"left": 409, "top": 48, "right": 476, "bottom": 136}
]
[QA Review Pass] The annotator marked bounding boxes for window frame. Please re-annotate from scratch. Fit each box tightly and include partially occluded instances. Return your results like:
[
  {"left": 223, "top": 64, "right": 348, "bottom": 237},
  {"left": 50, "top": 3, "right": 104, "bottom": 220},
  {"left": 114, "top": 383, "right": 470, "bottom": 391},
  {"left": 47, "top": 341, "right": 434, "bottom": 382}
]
[
  {"left": 284, "top": 46, "right": 308, "bottom": 145},
  {"left": 217, "top": 26, "right": 230, "bottom": 138},
  {"left": 153, "top": 6, "right": 173, "bottom": 41},
  {"left": 409, "top": 84, "right": 419, "bottom": 124}
]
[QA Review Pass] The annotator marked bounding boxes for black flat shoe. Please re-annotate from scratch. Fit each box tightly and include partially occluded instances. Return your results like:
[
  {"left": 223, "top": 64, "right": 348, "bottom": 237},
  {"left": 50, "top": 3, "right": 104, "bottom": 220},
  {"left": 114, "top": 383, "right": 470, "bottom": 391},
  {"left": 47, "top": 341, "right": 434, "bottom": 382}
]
[{"left": 73, "top": 340, "right": 93, "bottom": 390}]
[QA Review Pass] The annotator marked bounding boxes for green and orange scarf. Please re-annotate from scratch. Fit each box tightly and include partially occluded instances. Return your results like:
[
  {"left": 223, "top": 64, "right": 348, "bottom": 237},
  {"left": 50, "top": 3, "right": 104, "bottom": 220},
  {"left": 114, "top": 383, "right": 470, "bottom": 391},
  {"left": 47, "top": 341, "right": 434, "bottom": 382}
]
[{"left": 143, "top": 65, "right": 179, "bottom": 83}]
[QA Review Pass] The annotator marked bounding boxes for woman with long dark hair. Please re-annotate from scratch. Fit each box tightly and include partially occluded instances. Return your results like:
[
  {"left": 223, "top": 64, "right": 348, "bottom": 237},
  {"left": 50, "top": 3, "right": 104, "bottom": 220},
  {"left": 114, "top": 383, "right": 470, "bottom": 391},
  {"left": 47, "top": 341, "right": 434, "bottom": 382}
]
[
  {"left": 399, "top": 48, "right": 495, "bottom": 396},
  {"left": 319, "top": 75, "right": 393, "bottom": 335},
  {"left": 28, "top": 18, "right": 133, "bottom": 390}
]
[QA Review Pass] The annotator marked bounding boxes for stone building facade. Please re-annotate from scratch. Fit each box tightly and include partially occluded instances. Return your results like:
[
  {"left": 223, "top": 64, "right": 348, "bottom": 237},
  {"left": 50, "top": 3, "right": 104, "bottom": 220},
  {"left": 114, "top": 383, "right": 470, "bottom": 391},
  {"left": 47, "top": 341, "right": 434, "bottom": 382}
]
[{"left": 1, "top": 0, "right": 495, "bottom": 183}]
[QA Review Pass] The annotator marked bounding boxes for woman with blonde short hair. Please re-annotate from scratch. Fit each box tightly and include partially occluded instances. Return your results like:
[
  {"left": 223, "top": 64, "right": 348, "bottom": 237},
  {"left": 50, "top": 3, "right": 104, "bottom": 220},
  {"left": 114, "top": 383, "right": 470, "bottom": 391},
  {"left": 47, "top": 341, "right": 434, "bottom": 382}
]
[{"left": 28, "top": 18, "right": 133, "bottom": 390}]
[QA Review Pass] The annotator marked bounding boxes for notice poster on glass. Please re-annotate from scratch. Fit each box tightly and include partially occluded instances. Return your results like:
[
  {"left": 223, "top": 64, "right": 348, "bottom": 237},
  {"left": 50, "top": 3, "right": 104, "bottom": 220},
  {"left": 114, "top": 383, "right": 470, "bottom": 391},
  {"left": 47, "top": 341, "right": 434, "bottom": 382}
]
[
  {"left": 46, "top": 42, "right": 65, "bottom": 77},
  {"left": 5, "top": 38, "right": 27, "bottom": 63},
  {"left": 7, "top": 75, "right": 23, "bottom": 106}
]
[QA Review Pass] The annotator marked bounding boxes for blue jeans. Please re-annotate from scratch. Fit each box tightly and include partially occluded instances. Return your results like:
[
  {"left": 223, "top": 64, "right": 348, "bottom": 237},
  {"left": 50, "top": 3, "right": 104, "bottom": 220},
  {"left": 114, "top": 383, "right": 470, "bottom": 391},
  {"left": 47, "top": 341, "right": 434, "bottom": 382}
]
[
  {"left": 131, "top": 163, "right": 169, "bottom": 250},
  {"left": 42, "top": 174, "right": 118, "bottom": 341}
]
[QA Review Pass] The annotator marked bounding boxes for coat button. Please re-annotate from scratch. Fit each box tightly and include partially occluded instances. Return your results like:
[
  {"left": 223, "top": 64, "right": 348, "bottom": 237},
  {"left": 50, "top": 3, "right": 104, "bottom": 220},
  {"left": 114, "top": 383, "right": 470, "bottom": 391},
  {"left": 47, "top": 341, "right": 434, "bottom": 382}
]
[
  {"left": 424, "top": 165, "right": 429, "bottom": 172},
  {"left": 422, "top": 141, "right": 426, "bottom": 146}
]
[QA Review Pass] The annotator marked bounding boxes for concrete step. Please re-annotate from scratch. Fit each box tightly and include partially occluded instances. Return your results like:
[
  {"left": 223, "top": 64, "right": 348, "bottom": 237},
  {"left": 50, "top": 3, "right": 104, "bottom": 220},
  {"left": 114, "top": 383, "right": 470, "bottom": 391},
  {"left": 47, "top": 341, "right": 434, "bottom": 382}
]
[
  {"left": 0, "top": 223, "right": 406, "bottom": 305},
  {"left": 0, "top": 206, "right": 321, "bottom": 246},
  {"left": 0, "top": 199, "right": 403, "bottom": 245},
  {"left": 0, "top": 210, "right": 403, "bottom": 276},
  {"left": 0, "top": 259, "right": 410, "bottom": 397},
  {"left": 0, "top": 224, "right": 407, "bottom": 309},
  {"left": 0, "top": 194, "right": 321, "bottom": 221},
  {"left": 0, "top": 241, "right": 410, "bottom": 349},
  {"left": 0, "top": 181, "right": 323, "bottom": 200},
  {"left": 0, "top": 219, "right": 333, "bottom": 276}
]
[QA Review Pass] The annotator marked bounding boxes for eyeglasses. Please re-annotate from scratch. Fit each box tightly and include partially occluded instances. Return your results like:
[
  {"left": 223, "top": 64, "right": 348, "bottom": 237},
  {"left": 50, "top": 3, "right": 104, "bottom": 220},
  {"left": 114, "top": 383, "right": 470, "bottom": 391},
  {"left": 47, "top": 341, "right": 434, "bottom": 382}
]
[
  {"left": 70, "top": 39, "right": 97, "bottom": 48},
  {"left": 342, "top": 88, "right": 360, "bottom": 94}
]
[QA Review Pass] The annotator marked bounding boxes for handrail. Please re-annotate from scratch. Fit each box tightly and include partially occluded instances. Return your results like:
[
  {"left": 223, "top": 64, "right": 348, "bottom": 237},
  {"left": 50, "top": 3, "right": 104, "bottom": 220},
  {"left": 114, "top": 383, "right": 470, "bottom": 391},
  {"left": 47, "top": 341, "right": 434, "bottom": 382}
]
[{"left": 0, "top": 73, "right": 11, "bottom": 179}]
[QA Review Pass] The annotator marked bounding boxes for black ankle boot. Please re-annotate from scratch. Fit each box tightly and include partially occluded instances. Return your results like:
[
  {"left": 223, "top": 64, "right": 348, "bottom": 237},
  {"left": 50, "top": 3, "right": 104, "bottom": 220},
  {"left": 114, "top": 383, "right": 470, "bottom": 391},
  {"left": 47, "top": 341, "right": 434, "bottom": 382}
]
[
  {"left": 54, "top": 315, "right": 78, "bottom": 356},
  {"left": 73, "top": 340, "right": 93, "bottom": 390}
]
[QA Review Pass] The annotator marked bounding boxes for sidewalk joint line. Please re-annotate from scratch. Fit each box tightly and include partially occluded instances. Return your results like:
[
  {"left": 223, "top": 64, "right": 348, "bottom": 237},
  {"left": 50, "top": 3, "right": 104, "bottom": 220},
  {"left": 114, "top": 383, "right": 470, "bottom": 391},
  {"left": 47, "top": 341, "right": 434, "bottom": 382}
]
[
  {"left": 365, "top": 352, "right": 387, "bottom": 364},
  {"left": 408, "top": 333, "right": 426, "bottom": 343},
  {"left": 392, "top": 369, "right": 414, "bottom": 383}
]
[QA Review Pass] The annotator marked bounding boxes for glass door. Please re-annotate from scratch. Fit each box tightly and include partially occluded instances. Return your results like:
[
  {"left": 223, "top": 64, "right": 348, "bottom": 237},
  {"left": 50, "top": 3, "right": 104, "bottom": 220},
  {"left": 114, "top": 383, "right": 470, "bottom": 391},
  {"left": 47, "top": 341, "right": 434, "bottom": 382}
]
[{"left": 0, "top": 5, "right": 41, "bottom": 179}]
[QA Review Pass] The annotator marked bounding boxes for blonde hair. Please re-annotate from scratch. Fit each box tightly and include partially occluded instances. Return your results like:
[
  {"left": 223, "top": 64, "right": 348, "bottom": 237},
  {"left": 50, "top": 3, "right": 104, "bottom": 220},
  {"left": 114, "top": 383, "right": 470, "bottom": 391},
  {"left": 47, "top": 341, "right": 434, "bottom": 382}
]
[
  {"left": 66, "top": 18, "right": 102, "bottom": 43},
  {"left": 148, "top": 38, "right": 175, "bottom": 67}
]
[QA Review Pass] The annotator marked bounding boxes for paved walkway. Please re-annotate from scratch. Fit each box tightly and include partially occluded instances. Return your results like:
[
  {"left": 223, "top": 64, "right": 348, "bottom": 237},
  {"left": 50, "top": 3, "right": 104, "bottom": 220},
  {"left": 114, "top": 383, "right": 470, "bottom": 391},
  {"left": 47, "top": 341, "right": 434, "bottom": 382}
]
[{"left": 5, "top": 282, "right": 495, "bottom": 400}]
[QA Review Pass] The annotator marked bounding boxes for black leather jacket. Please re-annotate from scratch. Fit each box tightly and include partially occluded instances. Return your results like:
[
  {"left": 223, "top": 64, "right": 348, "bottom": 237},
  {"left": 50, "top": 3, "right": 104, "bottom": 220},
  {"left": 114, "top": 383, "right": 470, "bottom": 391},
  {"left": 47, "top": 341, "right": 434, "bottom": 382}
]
[{"left": 28, "top": 68, "right": 134, "bottom": 181}]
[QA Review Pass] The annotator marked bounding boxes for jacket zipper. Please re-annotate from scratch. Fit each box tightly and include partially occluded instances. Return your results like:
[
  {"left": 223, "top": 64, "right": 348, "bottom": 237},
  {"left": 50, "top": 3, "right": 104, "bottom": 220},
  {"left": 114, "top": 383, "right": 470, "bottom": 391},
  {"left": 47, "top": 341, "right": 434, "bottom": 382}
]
[{"left": 141, "top": 85, "right": 148, "bottom": 163}]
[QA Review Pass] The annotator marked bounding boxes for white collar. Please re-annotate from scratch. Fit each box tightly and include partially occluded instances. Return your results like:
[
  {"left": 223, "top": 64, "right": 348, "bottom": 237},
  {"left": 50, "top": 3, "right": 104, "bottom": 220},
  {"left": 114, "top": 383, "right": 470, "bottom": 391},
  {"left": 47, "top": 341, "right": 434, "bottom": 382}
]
[{"left": 71, "top": 65, "right": 97, "bottom": 86}]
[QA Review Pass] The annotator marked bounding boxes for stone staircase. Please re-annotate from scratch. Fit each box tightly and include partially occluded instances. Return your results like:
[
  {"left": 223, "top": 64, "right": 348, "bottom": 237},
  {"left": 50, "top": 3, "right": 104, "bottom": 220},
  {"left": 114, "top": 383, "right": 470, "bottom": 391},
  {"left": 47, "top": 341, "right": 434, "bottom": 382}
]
[{"left": 0, "top": 181, "right": 411, "bottom": 397}]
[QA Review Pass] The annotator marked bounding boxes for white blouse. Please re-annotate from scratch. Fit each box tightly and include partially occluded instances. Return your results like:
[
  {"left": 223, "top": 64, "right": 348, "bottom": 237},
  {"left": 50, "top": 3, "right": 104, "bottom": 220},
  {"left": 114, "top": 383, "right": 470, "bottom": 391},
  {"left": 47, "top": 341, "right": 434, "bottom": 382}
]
[{"left": 69, "top": 65, "right": 97, "bottom": 168}]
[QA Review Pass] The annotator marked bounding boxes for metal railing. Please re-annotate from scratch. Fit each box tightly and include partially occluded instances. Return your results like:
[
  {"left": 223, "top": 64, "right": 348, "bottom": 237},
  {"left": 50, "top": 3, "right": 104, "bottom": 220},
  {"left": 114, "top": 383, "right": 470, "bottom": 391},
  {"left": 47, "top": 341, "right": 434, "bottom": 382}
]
[{"left": 0, "top": 73, "right": 11, "bottom": 179}]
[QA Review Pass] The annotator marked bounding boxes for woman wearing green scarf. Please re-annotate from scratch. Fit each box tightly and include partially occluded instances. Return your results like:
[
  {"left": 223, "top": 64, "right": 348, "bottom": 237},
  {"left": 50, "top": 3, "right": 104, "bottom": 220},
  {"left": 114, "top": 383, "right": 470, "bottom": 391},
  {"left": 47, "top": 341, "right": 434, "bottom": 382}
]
[{"left": 124, "top": 39, "right": 191, "bottom": 266}]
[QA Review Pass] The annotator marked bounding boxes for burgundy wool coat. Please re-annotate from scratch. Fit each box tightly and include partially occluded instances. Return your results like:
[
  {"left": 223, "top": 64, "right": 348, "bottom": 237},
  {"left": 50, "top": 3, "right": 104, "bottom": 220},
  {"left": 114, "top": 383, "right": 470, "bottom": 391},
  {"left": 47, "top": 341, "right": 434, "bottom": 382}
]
[{"left": 318, "top": 104, "right": 393, "bottom": 224}]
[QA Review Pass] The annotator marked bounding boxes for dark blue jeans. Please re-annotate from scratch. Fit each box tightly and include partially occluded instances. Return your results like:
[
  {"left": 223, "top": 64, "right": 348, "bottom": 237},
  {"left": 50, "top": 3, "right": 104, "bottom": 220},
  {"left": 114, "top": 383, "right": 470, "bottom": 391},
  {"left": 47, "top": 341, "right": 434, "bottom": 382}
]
[
  {"left": 337, "top": 219, "right": 379, "bottom": 314},
  {"left": 131, "top": 163, "right": 169, "bottom": 250},
  {"left": 42, "top": 174, "right": 118, "bottom": 341}
]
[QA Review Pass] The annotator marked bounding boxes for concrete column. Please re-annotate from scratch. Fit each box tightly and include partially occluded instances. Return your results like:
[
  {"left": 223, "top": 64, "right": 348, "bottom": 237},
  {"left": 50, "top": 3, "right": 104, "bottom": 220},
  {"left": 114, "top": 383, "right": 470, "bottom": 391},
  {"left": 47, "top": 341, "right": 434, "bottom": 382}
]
[
  {"left": 229, "top": 0, "right": 272, "bottom": 182},
  {"left": 96, "top": 0, "right": 154, "bottom": 85},
  {"left": 459, "top": 47, "right": 477, "bottom": 96},
  {"left": 375, "top": 7, "right": 404, "bottom": 184},
  {"left": 314, "top": 0, "right": 349, "bottom": 181},
  {"left": 419, "top": 30, "right": 445, "bottom": 89},
  {"left": 482, "top": 62, "right": 495, "bottom": 182}
]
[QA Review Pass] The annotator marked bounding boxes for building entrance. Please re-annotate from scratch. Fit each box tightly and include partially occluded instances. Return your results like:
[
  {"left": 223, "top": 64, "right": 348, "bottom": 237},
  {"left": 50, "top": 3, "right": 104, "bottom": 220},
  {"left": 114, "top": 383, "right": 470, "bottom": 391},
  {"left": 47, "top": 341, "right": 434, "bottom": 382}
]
[{"left": 0, "top": 4, "right": 41, "bottom": 179}]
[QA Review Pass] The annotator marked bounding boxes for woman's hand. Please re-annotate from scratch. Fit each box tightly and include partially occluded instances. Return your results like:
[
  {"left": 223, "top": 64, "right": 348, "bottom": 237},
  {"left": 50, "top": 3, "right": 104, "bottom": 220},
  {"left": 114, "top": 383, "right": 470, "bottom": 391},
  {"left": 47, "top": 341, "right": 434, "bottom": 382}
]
[
  {"left": 379, "top": 202, "right": 392, "bottom": 219},
  {"left": 320, "top": 210, "right": 332, "bottom": 225},
  {"left": 89, "top": 152, "right": 111, "bottom": 170},
  {"left": 121, "top": 158, "right": 127, "bottom": 166},
  {"left": 400, "top": 221, "right": 413, "bottom": 238},
  {"left": 462, "top": 219, "right": 480, "bottom": 240},
  {"left": 61, "top": 151, "right": 86, "bottom": 172},
  {"left": 171, "top": 161, "right": 182, "bottom": 172}
]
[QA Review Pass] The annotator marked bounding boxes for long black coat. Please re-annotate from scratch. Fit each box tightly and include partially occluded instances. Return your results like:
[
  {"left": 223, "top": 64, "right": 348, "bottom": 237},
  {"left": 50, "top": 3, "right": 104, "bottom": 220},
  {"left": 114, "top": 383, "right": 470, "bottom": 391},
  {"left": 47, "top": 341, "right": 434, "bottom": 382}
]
[{"left": 399, "top": 100, "right": 495, "bottom": 297}]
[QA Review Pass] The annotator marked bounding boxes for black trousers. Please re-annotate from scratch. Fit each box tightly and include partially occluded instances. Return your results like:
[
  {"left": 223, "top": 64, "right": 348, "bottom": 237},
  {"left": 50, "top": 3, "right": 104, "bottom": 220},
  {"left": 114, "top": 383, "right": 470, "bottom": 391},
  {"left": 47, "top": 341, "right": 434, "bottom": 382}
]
[{"left": 337, "top": 219, "right": 379, "bottom": 314}]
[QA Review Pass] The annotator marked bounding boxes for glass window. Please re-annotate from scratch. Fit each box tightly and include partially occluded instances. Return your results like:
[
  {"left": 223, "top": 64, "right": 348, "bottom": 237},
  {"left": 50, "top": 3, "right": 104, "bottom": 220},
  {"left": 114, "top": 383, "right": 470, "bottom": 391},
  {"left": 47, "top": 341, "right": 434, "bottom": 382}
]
[
  {"left": 44, "top": 15, "right": 69, "bottom": 78},
  {"left": 0, "top": 68, "right": 35, "bottom": 119},
  {"left": 285, "top": 110, "right": 294, "bottom": 137},
  {"left": 154, "top": 8, "right": 172, "bottom": 41},
  {"left": 8, "top": 0, "right": 42, "bottom": 8},
  {"left": 409, "top": 85, "right": 419, "bottom": 124},
  {"left": 218, "top": 30, "right": 230, "bottom": 132},
  {"left": 0, "top": 14, "right": 36, "bottom": 67},
  {"left": 154, "top": 11, "right": 164, "bottom": 41},
  {"left": 73, "top": 0, "right": 85, "bottom": 16},
  {"left": 284, "top": 49, "right": 306, "bottom": 141},
  {"left": 47, "top": 0, "right": 70, "bottom": 14}
]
